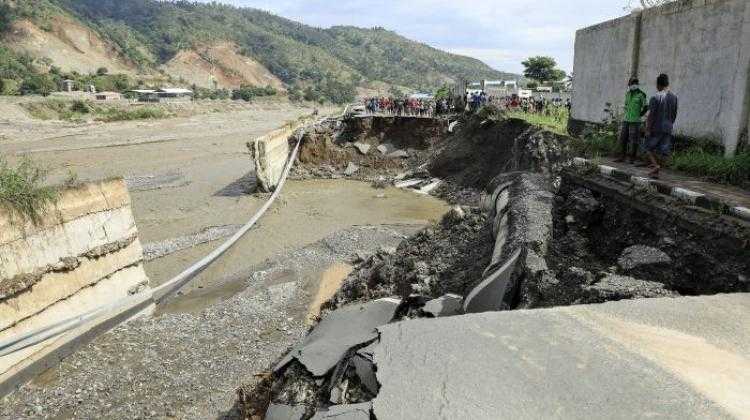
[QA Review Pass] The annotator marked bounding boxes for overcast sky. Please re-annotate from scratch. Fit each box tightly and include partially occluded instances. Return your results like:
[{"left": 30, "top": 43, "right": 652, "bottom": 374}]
[{"left": 199, "top": 0, "right": 627, "bottom": 74}]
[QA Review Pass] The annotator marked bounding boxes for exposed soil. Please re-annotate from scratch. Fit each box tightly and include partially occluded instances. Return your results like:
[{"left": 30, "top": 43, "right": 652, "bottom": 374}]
[
  {"left": 543, "top": 174, "right": 750, "bottom": 307},
  {"left": 327, "top": 207, "right": 493, "bottom": 308}
]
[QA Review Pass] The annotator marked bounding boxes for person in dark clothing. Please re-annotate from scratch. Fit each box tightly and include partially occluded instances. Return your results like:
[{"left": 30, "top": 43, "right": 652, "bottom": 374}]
[
  {"left": 616, "top": 77, "right": 649, "bottom": 163},
  {"left": 644, "top": 73, "right": 679, "bottom": 178}
]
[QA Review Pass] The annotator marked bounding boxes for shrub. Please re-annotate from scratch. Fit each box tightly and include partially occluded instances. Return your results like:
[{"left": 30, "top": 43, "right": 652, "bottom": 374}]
[
  {"left": 95, "top": 106, "right": 168, "bottom": 122},
  {"left": 70, "top": 100, "right": 92, "bottom": 114},
  {"left": 0, "top": 156, "right": 57, "bottom": 223},
  {"left": 670, "top": 147, "right": 750, "bottom": 186}
]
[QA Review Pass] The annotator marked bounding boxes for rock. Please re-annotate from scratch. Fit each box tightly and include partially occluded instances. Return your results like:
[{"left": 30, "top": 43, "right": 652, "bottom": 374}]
[
  {"left": 266, "top": 403, "right": 307, "bottom": 420},
  {"left": 442, "top": 206, "right": 465, "bottom": 226},
  {"left": 394, "top": 179, "right": 423, "bottom": 189},
  {"left": 371, "top": 176, "right": 389, "bottom": 189},
  {"left": 350, "top": 354, "right": 379, "bottom": 394},
  {"left": 562, "top": 267, "right": 596, "bottom": 286},
  {"left": 274, "top": 298, "right": 401, "bottom": 376},
  {"left": 618, "top": 245, "right": 672, "bottom": 271},
  {"left": 416, "top": 179, "right": 442, "bottom": 194},
  {"left": 344, "top": 162, "right": 360, "bottom": 176},
  {"left": 422, "top": 294, "right": 463, "bottom": 317},
  {"left": 582, "top": 274, "right": 677, "bottom": 303},
  {"left": 387, "top": 150, "right": 409, "bottom": 159},
  {"left": 566, "top": 188, "right": 601, "bottom": 221},
  {"left": 352, "top": 142, "right": 371, "bottom": 155},
  {"left": 310, "top": 402, "right": 372, "bottom": 420},
  {"left": 376, "top": 143, "right": 395, "bottom": 155}
]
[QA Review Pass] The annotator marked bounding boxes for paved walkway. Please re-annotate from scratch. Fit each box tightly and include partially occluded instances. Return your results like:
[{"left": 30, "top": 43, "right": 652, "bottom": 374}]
[{"left": 600, "top": 158, "right": 750, "bottom": 209}]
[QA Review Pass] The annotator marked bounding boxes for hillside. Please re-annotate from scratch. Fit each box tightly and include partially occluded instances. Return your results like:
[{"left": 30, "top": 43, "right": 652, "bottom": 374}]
[{"left": 0, "top": 0, "right": 517, "bottom": 102}]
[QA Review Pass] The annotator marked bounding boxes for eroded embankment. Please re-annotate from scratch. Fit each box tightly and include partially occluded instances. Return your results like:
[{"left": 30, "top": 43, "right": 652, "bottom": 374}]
[{"left": 240, "top": 112, "right": 750, "bottom": 420}]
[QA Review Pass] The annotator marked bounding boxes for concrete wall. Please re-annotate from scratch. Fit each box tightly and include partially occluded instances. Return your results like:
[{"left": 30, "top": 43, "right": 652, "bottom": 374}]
[
  {"left": 0, "top": 179, "right": 150, "bottom": 382},
  {"left": 571, "top": 0, "right": 750, "bottom": 155},
  {"left": 251, "top": 126, "right": 293, "bottom": 192}
]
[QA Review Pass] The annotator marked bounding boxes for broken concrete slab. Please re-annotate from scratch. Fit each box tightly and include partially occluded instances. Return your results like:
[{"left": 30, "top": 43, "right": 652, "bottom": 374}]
[
  {"left": 311, "top": 402, "right": 372, "bottom": 420},
  {"left": 386, "top": 150, "right": 409, "bottom": 159},
  {"left": 422, "top": 294, "right": 463, "bottom": 317},
  {"left": 275, "top": 298, "right": 400, "bottom": 377},
  {"left": 583, "top": 274, "right": 677, "bottom": 303},
  {"left": 463, "top": 248, "right": 522, "bottom": 313},
  {"left": 394, "top": 179, "right": 423, "bottom": 189},
  {"left": 377, "top": 143, "right": 396, "bottom": 155},
  {"left": 618, "top": 245, "right": 672, "bottom": 271},
  {"left": 344, "top": 162, "right": 360, "bottom": 176},
  {"left": 350, "top": 354, "right": 379, "bottom": 395},
  {"left": 373, "top": 293, "right": 750, "bottom": 420},
  {"left": 265, "top": 403, "right": 306, "bottom": 420},
  {"left": 352, "top": 142, "right": 371, "bottom": 155},
  {"left": 415, "top": 179, "right": 442, "bottom": 195}
]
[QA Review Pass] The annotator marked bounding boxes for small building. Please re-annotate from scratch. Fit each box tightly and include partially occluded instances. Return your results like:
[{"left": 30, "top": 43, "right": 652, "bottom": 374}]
[
  {"left": 62, "top": 79, "right": 75, "bottom": 92},
  {"left": 95, "top": 91, "right": 121, "bottom": 101},
  {"left": 156, "top": 88, "right": 193, "bottom": 100},
  {"left": 129, "top": 89, "right": 159, "bottom": 102}
]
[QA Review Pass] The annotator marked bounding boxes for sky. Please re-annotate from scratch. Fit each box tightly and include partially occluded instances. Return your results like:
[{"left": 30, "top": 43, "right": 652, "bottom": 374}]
[{"left": 198, "top": 0, "right": 628, "bottom": 74}]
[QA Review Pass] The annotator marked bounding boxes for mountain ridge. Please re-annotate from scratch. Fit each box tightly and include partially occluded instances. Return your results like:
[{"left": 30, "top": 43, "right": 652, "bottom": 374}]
[{"left": 0, "top": 0, "right": 519, "bottom": 102}]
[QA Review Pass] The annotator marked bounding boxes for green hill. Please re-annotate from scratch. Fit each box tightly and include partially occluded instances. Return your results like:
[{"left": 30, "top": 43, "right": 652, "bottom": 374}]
[{"left": 1, "top": 0, "right": 518, "bottom": 102}]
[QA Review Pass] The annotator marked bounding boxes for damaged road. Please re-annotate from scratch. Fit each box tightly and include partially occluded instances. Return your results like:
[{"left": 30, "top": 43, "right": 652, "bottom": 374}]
[{"left": 247, "top": 111, "right": 750, "bottom": 419}]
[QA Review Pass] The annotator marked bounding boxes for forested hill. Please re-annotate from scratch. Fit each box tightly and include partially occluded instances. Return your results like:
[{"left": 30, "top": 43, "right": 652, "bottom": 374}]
[{"left": 0, "top": 0, "right": 516, "bottom": 102}]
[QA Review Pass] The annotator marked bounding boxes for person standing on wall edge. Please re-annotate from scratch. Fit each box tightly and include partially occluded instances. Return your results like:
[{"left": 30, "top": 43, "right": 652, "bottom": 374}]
[
  {"left": 644, "top": 73, "right": 679, "bottom": 179},
  {"left": 615, "top": 77, "right": 648, "bottom": 164}
]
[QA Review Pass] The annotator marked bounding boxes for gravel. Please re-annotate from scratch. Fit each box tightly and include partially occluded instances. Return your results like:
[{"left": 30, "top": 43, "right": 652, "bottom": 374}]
[
  {"left": 0, "top": 225, "right": 419, "bottom": 420},
  {"left": 142, "top": 225, "right": 243, "bottom": 262}
]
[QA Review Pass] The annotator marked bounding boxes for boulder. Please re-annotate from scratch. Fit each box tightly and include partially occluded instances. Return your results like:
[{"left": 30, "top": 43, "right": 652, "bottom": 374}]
[
  {"left": 422, "top": 294, "right": 463, "bottom": 317},
  {"left": 352, "top": 142, "right": 371, "bottom": 155},
  {"left": 618, "top": 245, "right": 672, "bottom": 272}
]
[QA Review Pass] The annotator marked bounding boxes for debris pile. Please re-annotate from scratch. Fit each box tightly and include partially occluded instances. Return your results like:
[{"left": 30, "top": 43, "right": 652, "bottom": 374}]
[{"left": 328, "top": 206, "right": 493, "bottom": 307}]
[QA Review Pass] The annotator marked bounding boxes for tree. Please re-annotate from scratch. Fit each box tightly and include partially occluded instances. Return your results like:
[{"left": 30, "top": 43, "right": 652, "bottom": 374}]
[
  {"left": 96, "top": 67, "right": 109, "bottom": 76},
  {"left": 521, "top": 56, "right": 566, "bottom": 84}
]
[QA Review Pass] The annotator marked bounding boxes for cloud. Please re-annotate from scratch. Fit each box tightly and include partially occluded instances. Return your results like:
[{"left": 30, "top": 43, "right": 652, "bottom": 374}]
[{"left": 198, "top": 0, "right": 624, "bottom": 73}]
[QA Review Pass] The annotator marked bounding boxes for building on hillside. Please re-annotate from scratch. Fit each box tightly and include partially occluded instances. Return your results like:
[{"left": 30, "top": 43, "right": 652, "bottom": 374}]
[
  {"left": 129, "top": 88, "right": 194, "bottom": 102},
  {"left": 62, "top": 79, "right": 75, "bottom": 92},
  {"left": 95, "top": 91, "right": 121, "bottom": 101},
  {"left": 157, "top": 88, "right": 194, "bottom": 101},
  {"left": 570, "top": 0, "right": 750, "bottom": 156}
]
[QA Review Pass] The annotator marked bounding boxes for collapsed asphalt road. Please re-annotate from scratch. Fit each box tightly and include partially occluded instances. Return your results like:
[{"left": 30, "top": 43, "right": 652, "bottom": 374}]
[
  {"left": 247, "top": 112, "right": 750, "bottom": 419},
  {"left": 0, "top": 225, "right": 427, "bottom": 420}
]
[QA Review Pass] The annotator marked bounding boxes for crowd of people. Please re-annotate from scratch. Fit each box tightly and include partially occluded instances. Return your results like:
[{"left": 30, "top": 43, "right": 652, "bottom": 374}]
[{"left": 363, "top": 96, "right": 455, "bottom": 117}]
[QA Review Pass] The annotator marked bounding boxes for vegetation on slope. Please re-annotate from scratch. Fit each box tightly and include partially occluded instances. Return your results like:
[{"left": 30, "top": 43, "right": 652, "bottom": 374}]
[{"left": 1, "top": 0, "right": 515, "bottom": 103}]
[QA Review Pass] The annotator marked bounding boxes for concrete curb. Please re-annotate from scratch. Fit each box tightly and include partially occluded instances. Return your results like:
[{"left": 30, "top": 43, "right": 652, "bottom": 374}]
[{"left": 572, "top": 157, "right": 750, "bottom": 222}]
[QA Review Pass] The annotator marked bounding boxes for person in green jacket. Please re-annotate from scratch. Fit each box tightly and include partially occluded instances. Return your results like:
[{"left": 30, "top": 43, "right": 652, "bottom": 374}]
[{"left": 616, "top": 77, "right": 649, "bottom": 163}]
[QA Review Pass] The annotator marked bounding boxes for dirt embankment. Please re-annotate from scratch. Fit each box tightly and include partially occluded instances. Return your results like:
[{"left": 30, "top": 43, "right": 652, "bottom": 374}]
[
  {"left": 5, "top": 16, "right": 139, "bottom": 75},
  {"left": 162, "top": 42, "right": 285, "bottom": 90}
]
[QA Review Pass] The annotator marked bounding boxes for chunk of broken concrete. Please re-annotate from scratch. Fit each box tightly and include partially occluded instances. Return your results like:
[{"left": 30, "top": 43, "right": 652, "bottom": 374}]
[
  {"left": 423, "top": 294, "right": 463, "bottom": 317},
  {"left": 352, "top": 142, "right": 371, "bottom": 155},
  {"left": 464, "top": 248, "right": 522, "bottom": 313},
  {"left": 351, "top": 354, "right": 379, "bottom": 395},
  {"left": 266, "top": 404, "right": 307, "bottom": 420},
  {"left": 617, "top": 245, "right": 672, "bottom": 271},
  {"left": 387, "top": 150, "right": 409, "bottom": 159},
  {"left": 394, "top": 179, "right": 423, "bottom": 189},
  {"left": 582, "top": 274, "right": 677, "bottom": 303},
  {"left": 377, "top": 143, "right": 396, "bottom": 155},
  {"left": 416, "top": 179, "right": 442, "bottom": 194},
  {"left": 311, "top": 402, "right": 372, "bottom": 420},
  {"left": 344, "top": 162, "right": 360, "bottom": 176},
  {"left": 274, "top": 298, "right": 401, "bottom": 376}
]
